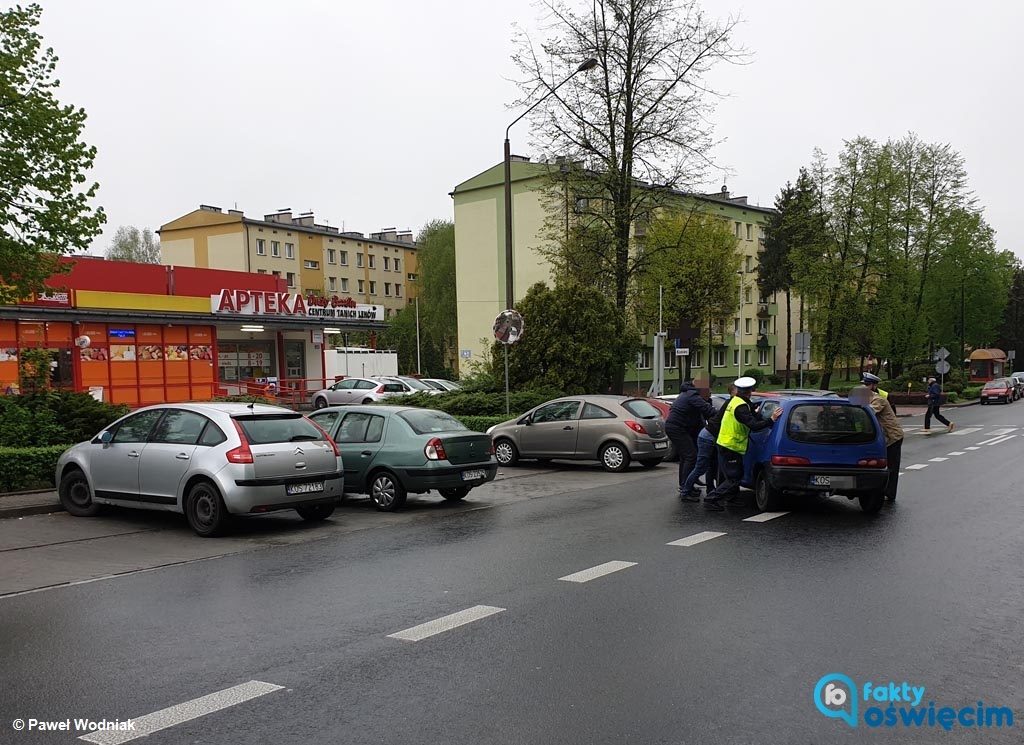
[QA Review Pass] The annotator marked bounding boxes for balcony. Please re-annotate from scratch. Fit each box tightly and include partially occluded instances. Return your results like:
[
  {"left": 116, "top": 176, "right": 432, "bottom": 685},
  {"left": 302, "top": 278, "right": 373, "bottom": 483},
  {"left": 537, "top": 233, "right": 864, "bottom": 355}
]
[{"left": 756, "top": 334, "right": 777, "bottom": 349}]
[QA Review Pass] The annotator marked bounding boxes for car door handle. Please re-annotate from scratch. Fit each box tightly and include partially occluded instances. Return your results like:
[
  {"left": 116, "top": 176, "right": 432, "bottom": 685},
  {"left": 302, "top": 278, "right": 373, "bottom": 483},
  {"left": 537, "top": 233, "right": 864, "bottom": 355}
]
[
  {"left": 361, "top": 450, "right": 372, "bottom": 456},
  {"left": 127, "top": 450, "right": 140, "bottom": 458},
  {"left": 175, "top": 453, "right": 190, "bottom": 460},
  {"left": 562, "top": 426, "right": 574, "bottom": 431}
]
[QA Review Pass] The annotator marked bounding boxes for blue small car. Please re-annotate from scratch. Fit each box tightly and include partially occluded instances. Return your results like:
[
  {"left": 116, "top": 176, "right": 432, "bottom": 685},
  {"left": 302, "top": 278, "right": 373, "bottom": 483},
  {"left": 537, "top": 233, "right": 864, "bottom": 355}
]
[{"left": 742, "top": 397, "right": 889, "bottom": 513}]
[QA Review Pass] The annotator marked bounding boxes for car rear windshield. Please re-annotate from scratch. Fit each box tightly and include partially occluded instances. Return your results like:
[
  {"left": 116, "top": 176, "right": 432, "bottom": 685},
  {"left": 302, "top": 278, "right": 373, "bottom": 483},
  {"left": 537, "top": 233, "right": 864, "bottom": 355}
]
[
  {"left": 786, "top": 403, "right": 876, "bottom": 444},
  {"left": 399, "top": 377, "right": 432, "bottom": 390},
  {"left": 397, "top": 409, "right": 469, "bottom": 435},
  {"left": 621, "top": 399, "right": 660, "bottom": 419},
  {"left": 234, "top": 414, "right": 325, "bottom": 445},
  {"left": 983, "top": 380, "right": 1006, "bottom": 389}
]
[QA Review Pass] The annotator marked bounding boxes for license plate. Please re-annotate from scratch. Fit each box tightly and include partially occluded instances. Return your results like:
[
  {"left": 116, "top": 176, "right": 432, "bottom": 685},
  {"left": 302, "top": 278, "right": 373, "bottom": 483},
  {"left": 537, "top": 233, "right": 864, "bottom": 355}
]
[
  {"left": 809, "top": 475, "right": 831, "bottom": 487},
  {"left": 654, "top": 441, "right": 668, "bottom": 450},
  {"left": 461, "top": 469, "right": 487, "bottom": 482},
  {"left": 287, "top": 481, "right": 324, "bottom": 495}
]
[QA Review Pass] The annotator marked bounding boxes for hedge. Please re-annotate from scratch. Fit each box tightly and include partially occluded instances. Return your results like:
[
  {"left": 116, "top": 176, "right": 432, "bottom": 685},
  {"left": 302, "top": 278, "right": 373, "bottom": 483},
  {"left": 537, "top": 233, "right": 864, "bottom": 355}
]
[
  {"left": 963, "top": 385, "right": 982, "bottom": 400},
  {"left": 0, "top": 445, "right": 70, "bottom": 491},
  {"left": 457, "top": 415, "right": 509, "bottom": 433},
  {"left": 387, "top": 388, "right": 565, "bottom": 418},
  {"left": 0, "top": 392, "right": 128, "bottom": 447}
]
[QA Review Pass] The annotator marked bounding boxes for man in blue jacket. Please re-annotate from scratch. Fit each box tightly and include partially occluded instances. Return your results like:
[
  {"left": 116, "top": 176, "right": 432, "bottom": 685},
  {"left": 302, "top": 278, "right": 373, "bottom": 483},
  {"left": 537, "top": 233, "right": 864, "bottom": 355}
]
[
  {"left": 923, "top": 376, "right": 955, "bottom": 434},
  {"left": 665, "top": 381, "right": 716, "bottom": 499}
]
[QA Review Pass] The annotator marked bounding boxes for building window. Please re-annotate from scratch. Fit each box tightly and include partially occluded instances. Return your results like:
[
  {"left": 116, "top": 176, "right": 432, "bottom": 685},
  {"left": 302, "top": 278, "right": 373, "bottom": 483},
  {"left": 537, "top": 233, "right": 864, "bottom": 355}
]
[
  {"left": 383, "top": 257, "right": 390, "bottom": 271},
  {"left": 744, "top": 318, "right": 751, "bottom": 334},
  {"left": 735, "top": 221, "right": 742, "bottom": 237},
  {"left": 746, "top": 224, "right": 752, "bottom": 240},
  {"left": 327, "top": 249, "right": 336, "bottom": 264},
  {"left": 745, "top": 255, "right": 753, "bottom": 272},
  {"left": 340, "top": 278, "right": 349, "bottom": 292},
  {"left": 758, "top": 348, "right": 770, "bottom": 366},
  {"left": 286, "top": 272, "right": 295, "bottom": 287},
  {"left": 369, "top": 281, "right": 377, "bottom": 295},
  {"left": 733, "top": 317, "right": 740, "bottom": 333},
  {"left": 271, "top": 241, "right": 280, "bottom": 257},
  {"left": 744, "top": 349, "right": 751, "bottom": 366},
  {"left": 712, "top": 349, "right": 726, "bottom": 368},
  {"left": 256, "top": 239, "right": 266, "bottom": 256},
  {"left": 257, "top": 269, "right": 266, "bottom": 274},
  {"left": 384, "top": 282, "right": 392, "bottom": 296},
  {"left": 357, "top": 253, "right": 364, "bottom": 268},
  {"left": 368, "top": 255, "right": 375, "bottom": 269},
  {"left": 304, "top": 260, "right": 319, "bottom": 269},
  {"left": 395, "top": 283, "right": 402, "bottom": 298},
  {"left": 340, "top": 251, "right": 349, "bottom": 266},
  {"left": 733, "top": 349, "right": 739, "bottom": 367},
  {"left": 328, "top": 277, "right": 336, "bottom": 292},
  {"left": 691, "top": 349, "right": 702, "bottom": 368},
  {"left": 394, "top": 258, "right": 401, "bottom": 273},
  {"left": 285, "top": 243, "right": 294, "bottom": 259},
  {"left": 637, "top": 350, "right": 652, "bottom": 370},
  {"left": 358, "top": 279, "right": 365, "bottom": 294},
  {"left": 759, "top": 319, "right": 770, "bottom": 335},
  {"left": 744, "top": 287, "right": 752, "bottom": 304},
  {"left": 272, "top": 270, "right": 281, "bottom": 277}
]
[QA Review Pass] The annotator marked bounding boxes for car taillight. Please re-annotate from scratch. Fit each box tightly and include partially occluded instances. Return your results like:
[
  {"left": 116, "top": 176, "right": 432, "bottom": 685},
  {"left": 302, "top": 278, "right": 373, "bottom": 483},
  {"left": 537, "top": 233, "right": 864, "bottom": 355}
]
[
  {"left": 307, "top": 417, "right": 341, "bottom": 457},
  {"left": 771, "top": 455, "right": 811, "bottom": 466},
  {"left": 857, "top": 458, "right": 887, "bottom": 468},
  {"left": 375, "top": 385, "right": 386, "bottom": 393},
  {"left": 624, "top": 420, "right": 647, "bottom": 434},
  {"left": 486, "top": 440, "right": 495, "bottom": 456},
  {"left": 227, "top": 419, "right": 254, "bottom": 464},
  {"left": 425, "top": 437, "right": 447, "bottom": 461}
]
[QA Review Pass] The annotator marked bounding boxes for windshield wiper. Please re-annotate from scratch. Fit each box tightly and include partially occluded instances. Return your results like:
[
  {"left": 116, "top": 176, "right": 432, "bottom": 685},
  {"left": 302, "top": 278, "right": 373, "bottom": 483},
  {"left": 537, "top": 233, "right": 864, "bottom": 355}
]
[{"left": 290, "top": 434, "right": 319, "bottom": 441}]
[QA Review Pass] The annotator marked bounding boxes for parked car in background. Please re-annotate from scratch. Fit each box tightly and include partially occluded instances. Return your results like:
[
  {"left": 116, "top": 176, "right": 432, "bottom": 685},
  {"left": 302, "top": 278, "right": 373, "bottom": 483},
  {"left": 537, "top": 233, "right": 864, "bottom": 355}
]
[
  {"left": 742, "top": 397, "right": 889, "bottom": 514},
  {"left": 774, "top": 389, "right": 841, "bottom": 398},
  {"left": 375, "top": 376, "right": 443, "bottom": 395},
  {"left": 1010, "top": 372, "right": 1024, "bottom": 401},
  {"left": 312, "top": 377, "right": 408, "bottom": 408},
  {"left": 980, "top": 378, "right": 1015, "bottom": 405},
  {"left": 308, "top": 406, "right": 496, "bottom": 511},
  {"left": 56, "top": 403, "right": 344, "bottom": 536},
  {"left": 487, "top": 395, "right": 669, "bottom": 472},
  {"left": 422, "top": 378, "right": 463, "bottom": 392}
]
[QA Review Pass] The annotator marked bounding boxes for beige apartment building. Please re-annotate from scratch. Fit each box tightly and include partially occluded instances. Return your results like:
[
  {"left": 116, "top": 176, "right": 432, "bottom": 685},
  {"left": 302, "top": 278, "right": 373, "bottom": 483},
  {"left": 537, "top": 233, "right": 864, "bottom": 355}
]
[{"left": 159, "top": 206, "right": 418, "bottom": 318}]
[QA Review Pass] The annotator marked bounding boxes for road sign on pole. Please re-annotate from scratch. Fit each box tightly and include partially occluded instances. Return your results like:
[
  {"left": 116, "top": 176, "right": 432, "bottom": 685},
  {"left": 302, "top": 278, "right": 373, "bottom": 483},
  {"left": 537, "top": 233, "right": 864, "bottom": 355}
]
[
  {"left": 675, "top": 348, "right": 690, "bottom": 357},
  {"left": 934, "top": 346, "right": 950, "bottom": 361},
  {"left": 795, "top": 332, "right": 811, "bottom": 352},
  {"left": 935, "top": 360, "right": 951, "bottom": 375}
]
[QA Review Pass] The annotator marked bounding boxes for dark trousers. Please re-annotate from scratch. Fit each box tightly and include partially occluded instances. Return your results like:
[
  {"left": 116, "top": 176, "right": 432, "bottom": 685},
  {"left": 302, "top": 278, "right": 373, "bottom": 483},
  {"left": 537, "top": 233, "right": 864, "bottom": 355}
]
[
  {"left": 885, "top": 439, "right": 903, "bottom": 499},
  {"left": 706, "top": 446, "right": 743, "bottom": 501},
  {"left": 668, "top": 428, "right": 698, "bottom": 492},
  {"left": 924, "top": 403, "right": 950, "bottom": 429}
]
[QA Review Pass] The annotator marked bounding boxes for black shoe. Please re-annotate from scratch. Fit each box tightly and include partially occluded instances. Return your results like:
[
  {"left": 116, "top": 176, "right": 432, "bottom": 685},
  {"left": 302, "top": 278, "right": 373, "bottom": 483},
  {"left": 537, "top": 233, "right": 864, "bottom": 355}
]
[
  {"left": 695, "top": 479, "right": 705, "bottom": 488},
  {"left": 679, "top": 492, "right": 701, "bottom": 503},
  {"left": 703, "top": 499, "right": 724, "bottom": 511}
]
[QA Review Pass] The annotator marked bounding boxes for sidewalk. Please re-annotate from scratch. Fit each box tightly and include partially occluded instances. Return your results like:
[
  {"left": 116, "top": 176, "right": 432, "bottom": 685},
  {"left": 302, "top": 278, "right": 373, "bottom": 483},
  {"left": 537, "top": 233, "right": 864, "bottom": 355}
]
[
  {"left": 894, "top": 399, "right": 979, "bottom": 418},
  {"left": 0, "top": 490, "right": 61, "bottom": 520}
]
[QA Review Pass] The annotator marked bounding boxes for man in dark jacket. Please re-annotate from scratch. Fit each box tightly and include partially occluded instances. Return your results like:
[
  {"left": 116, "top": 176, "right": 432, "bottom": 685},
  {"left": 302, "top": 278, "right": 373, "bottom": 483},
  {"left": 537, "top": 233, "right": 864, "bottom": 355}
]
[
  {"left": 665, "top": 381, "right": 716, "bottom": 498},
  {"left": 923, "top": 376, "right": 955, "bottom": 434}
]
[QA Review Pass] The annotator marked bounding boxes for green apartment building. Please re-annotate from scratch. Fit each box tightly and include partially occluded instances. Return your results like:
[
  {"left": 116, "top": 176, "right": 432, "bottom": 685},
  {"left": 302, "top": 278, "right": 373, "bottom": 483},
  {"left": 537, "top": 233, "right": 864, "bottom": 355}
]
[{"left": 450, "top": 158, "right": 793, "bottom": 390}]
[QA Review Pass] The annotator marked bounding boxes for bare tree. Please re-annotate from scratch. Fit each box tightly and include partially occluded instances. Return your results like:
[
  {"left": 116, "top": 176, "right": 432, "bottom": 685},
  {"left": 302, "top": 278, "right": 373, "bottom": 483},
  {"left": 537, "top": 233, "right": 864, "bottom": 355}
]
[{"left": 513, "top": 0, "right": 742, "bottom": 390}]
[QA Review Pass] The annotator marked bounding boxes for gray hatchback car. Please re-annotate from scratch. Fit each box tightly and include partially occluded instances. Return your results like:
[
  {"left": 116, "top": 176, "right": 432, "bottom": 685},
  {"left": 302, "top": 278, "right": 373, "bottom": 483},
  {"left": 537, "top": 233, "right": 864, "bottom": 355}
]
[
  {"left": 55, "top": 403, "right": 344, "bottom": 536},
  {"left": 487, "top": 395, "right": 669, "bottom": 472}
]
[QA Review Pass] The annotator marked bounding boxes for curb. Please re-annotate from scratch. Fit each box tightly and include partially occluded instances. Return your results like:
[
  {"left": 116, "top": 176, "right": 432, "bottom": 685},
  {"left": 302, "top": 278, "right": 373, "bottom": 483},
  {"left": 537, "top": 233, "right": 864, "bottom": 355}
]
[{"left": 0, "top": 502, "right": 63, "bottom": 520}]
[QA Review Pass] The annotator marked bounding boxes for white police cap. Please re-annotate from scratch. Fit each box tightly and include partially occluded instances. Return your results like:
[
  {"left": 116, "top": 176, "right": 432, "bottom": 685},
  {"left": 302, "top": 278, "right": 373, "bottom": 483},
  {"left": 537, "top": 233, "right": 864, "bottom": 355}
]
[{"left": 734, "top": 376, "right": 757, "bottom": 389}]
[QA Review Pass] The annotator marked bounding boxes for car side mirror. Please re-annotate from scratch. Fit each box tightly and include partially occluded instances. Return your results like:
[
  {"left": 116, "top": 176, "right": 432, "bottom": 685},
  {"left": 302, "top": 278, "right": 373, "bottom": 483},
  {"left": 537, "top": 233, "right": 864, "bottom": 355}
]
[{"left": 99, "top": 430, "right": 113, "bottom": 444}]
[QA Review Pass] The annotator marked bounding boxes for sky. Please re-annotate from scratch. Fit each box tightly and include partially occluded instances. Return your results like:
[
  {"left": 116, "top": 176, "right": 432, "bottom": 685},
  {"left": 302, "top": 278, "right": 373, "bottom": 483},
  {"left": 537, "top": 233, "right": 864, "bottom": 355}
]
[{"left": 33, "top": 0, "right": 1024, "bottom": 257}]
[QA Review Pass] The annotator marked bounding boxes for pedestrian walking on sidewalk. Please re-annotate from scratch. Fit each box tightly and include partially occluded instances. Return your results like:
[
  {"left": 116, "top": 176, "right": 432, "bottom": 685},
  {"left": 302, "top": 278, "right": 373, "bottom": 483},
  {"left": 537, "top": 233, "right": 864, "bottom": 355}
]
[
  {"left": 666, "top": 381, "right": 715, "bottom": 501},
  {"left": 704, "top": 377, "right": 781, "bottom": 511},
  {"left": 857, "top": 375, "right": 904, "bottom": 500},
  {"left": 923, "top": 376, "right": 955, "bottom": 434}
]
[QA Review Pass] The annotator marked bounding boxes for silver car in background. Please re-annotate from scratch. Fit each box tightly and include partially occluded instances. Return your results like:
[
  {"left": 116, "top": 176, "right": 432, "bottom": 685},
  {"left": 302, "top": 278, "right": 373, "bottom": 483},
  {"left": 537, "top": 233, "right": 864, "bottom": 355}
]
[
  {"left": 422, "top": 378, "right": 463, "bottom": 392},
  {"left": 312, "top": 377, "right": 408, "bottom": 408},
  {"left": 487, "top": 395, "right": 669, "bottom": 472},
  {"left": 55, "top": 403, "right": 344, "bottom": 536}
]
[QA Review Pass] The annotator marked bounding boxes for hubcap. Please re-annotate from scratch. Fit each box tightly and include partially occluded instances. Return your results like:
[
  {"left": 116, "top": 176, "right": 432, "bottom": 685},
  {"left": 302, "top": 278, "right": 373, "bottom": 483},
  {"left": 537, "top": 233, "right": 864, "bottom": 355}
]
[
  {"left": 604, "top": 447, "right": 624, "bottom": 469},
  {"left": 314, "top": 398, "right": 326, "bottom": 409},
  {"left": 373, "top": 477, "right": 395, "bottom": 507},
  {"left": 495, "top": 442, "right": 513, "bottom": 464},
  {"left": 194, "top": 490, "right": 215, "bottom": 526},
  {"left": 68, "top": 480, "right": 90, "bottom": 507}
]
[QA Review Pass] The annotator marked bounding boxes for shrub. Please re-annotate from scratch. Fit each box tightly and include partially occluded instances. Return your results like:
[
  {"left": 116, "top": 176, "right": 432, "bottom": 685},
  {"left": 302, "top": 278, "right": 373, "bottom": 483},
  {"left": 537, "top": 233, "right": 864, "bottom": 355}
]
[
  {"left": 0, "top": 392, "right": 128, "bottom": 447},
  {"left": 833, "top": 384, "right": 854, "bottom": 397},
  {"left": 765, "top": 373, "right": 783, "bottom": 385},
  {"left": 802, "top": 370, "right": 820, "bottom": 385},
  {"left": 389, "top": 388, "right": 565, "bottom": 418},
  {"left": 946, "top": 392, "right": 959, "bottom": 403},
  {"left": 963, "top": 385, "right": 982, "bottom": 399},
  {"left": 741, "top": 368, "right": 766, "bottom": 386},
  {"left": 0, "top": 445, "right": 70, "bottom": 491},
  {"left": 457, "top": 415, "right": 510, "bottom": 433}
]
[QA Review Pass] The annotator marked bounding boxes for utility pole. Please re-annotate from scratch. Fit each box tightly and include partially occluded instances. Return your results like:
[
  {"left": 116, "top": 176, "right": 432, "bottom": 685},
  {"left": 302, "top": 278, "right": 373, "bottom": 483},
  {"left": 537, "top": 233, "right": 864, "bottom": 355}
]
[
  {"left": 960, "top": 275, "right": 966, "bottom": 380},
  {"left": 414, "top": 297, "right": 422, "bottom": 375}
]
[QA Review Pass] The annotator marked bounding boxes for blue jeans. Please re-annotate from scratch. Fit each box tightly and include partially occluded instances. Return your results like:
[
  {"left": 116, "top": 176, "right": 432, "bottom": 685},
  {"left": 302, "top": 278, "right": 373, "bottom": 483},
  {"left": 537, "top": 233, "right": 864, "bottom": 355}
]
[{"left": 682, "top": 429, "right": 717, "bottom": 495}]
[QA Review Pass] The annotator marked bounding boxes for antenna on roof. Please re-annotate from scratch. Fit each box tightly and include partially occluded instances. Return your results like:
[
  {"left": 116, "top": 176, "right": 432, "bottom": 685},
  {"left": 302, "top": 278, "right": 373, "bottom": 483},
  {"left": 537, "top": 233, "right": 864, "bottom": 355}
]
[{"left": 248, "top": 401, "right": 255, "bottom": 411}]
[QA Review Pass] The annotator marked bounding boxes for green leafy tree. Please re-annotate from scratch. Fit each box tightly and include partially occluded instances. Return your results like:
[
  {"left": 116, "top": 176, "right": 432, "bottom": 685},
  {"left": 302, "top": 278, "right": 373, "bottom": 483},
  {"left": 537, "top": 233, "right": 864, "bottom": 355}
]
[
  {"left": 0, "top": 4, "right": 104, "bottom": 302},
  {"left": 997, "top": 265, "right": 1024, "bottom": 372},
  {"left": 106, "top": 226, "right": 160, "bottom": 263},
  {"left": 493, "top": 281, "right": 632, "bottom": 394}
]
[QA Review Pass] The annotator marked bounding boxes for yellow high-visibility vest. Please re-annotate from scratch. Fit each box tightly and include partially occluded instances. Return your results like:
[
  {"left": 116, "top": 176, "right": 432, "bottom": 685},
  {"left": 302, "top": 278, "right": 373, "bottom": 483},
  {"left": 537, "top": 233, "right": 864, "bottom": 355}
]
[
  {"left": 878, "top": 388, "right": 889, "bottom": 399},
  {"left": 717, "top": 396, "right": 750, "bottom": 454}
]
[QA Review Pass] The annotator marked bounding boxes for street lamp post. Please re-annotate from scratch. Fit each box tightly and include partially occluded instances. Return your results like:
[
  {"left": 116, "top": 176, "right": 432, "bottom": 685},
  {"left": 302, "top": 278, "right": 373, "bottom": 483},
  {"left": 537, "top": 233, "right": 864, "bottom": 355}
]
[
  {"left": 736, "top": 270, "right": 744, "bottom": 377},
  {"left": 502, "top": 57, "right": 599, "bottom": 311}
]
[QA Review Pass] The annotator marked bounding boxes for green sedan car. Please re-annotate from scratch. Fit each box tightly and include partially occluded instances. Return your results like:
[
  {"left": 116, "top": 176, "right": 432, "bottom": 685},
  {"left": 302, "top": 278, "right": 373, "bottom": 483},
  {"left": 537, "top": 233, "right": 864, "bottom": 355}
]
[{"left": 307, "top": 405, "right": 497, "bottom": 511}]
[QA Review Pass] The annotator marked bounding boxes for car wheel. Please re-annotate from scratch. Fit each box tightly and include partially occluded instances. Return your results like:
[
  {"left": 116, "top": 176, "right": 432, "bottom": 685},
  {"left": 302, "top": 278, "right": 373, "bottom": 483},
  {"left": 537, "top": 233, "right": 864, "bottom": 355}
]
[
  {"left": 859, "top": 490, "right": 885, "bottom": 514},
  {"left": 599, "top": 442, "right": 630, "bottom": 473},
  {"left": 362, "top": 398, "right": 373, "bottom": 404},
  {"left": 980, "top": 399, "right": 986, "bottom": 405},
  {"left": 754, "top": 470, "right": 782, "bottom": 512},
  {"left": 494, "top": 438, "right": 519, "bottom": 466},
  {"left": 296, "top": 504, "right": 335, "bottom": 521},
  {"left": 185, "top": 481, "right": 229, "bottom": 537},
  {"left": 370, "top": 471, "right": 406, "bottom": 511},
  {"left": 313, "top": 396, "right": 328, "bottom": 409},
  {"left": 639, "top": 458, "right": 662, "bottom": 469},
  {"left": 439, "top": 486, "right": 470, "bottom": 501},
  {"left": 59, "top": 469, "right": 100, "bottom": 517}
]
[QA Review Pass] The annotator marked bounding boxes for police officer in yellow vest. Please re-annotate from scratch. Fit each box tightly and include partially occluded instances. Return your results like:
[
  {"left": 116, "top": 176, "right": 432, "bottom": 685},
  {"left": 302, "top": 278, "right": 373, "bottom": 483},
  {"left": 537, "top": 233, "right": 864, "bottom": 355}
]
[
  {"left": 704, "top": 376, "right": 782, "bottom": 511},
  {"left": 872, "top": 376, "right": 897, "bottom": 416}
]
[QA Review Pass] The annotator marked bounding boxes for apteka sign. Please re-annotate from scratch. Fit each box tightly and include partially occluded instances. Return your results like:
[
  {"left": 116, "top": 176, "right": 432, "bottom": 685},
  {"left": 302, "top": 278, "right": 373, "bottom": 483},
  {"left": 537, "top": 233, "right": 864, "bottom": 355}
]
[{"left": 210, "top": 290, "right": 383, "bottom": 322}]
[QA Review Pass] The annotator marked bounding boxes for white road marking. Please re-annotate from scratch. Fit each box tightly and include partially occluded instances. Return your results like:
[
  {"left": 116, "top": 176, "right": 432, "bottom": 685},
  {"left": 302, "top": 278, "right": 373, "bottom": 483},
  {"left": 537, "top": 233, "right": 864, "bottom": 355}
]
[
  {"left": 905, "top": 464, "right": 929, "bottom": 470},
  {"left": 949, "top": 427, "right": 982, "bottom": 436},
  {"left": 978, "top": 432, "right": 1016, "bottom": 445},
  {"left": 667, "top": 531, "right": 727, "bottom": 546},
  {"left": 929, "top": 457, "right": 948, "bottom": 462},
  {"left": 78, "top": 680, "right": 284, "bottom": 745},
  {"left": 742, "top": 512, "right": 790, "bottom": 523},
  {"left": 984, "top": 435, "right": 1017, "bottom": 447},
  {"left": 558, "top": 560, "right": 637, "bottom": 583},
  {"left": 898, "top": 472, "right": 905, "bottom": 476},
  {"left": 965, "top": 446, "right": 981, "bottom": 451},
  {"left": 947, "top": 451, "right": 966, "bottom": 456},
  {"left": 387, "top": 605, "right": 505, "bottom": 642}
]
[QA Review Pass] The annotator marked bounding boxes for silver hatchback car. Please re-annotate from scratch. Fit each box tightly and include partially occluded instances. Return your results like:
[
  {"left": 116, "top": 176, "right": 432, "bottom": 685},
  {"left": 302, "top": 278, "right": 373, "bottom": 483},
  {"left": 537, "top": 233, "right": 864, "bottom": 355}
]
[
  {"left": 55, "top": 403, "right": 344, "bottom": 536},
  {"left": 487, "top": 395, "right": 669, "bottom": 472}
]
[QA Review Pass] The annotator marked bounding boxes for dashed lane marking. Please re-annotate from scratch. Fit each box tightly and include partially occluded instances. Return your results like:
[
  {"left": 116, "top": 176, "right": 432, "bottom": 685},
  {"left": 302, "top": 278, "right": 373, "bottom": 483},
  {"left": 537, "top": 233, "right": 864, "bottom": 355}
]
[
  {"left": 905, "top": 464, "right": 929, "bottom": 470},
  {"left": 78, "top": 680, "right": 285, "bottom": 745},
  {"left": 947, "top": 451, "right": 966, "bottom": 456},
  {"left": 929, "top": 457, "right": 948, "bottom": 462},
  {"left": 966, "top": 446, "right": 980, "bottom": 451},
  {"left": 558, "top": 560, "right": 637, "bottom": 583},
  {"left": 387, "top": 605, "right": 506, "bottom": 642},
  {"left": 742, "top": 512, "right": 790, "bottom": 523},
  {"left": 667, "top": 531, "right": 727, "bottom": 546}
]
